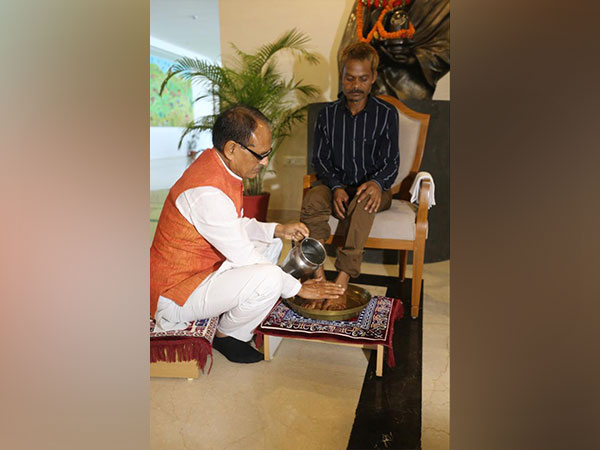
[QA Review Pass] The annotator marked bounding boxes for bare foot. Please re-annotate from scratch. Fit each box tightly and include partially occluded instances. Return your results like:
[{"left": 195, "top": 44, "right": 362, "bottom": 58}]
[
  {"left": 334, "top": 271, "right": 350, "bottom": 289},
  {"left": 302, "top": 299, "right": 325, "bottom": 309},
  {"left": 313, "top": 265, "right": 326, "bottom": 280},
  {"left": 322, "top": 271, "right": 350, "bottom": 310}
]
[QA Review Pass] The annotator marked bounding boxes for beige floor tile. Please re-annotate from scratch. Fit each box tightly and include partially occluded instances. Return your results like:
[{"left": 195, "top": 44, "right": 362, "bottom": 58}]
[
  {"left": 422, "top": 389, "right": 450, "bottom": 450},
  {"left": 420, "top": 261, "right": 450, "bottom": 449},
  {"left": 150, "top": 340, "right": 368, "bottom": 450}
]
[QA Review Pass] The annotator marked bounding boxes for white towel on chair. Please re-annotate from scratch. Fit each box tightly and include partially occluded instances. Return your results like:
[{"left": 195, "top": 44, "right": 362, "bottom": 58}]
[{"left": 409, "top": 171, "right": 436, "bottom": 208}]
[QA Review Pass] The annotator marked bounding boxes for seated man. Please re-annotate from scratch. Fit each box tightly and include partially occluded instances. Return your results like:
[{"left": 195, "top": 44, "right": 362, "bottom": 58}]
[
  {"left": 151, "top": 105, "right": 345, "bottom": 363},
  {"left": 300, "top": 42, "right": 400, "bottom": 310}
]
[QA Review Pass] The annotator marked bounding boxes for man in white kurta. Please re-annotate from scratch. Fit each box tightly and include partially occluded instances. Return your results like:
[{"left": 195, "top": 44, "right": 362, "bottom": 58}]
[
  {"left": 151, "top": 105, "right": 345, "bottom": 363},
  {"left": 154, "top": 162, "right": 300, "bottom": 341}
]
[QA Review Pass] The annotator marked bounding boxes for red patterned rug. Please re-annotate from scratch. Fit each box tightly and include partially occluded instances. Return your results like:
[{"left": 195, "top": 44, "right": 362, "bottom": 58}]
[
  {"left": 150, "top": 317, "right": 219, "bottom": 372},
  {"left": 255, "top": 296, "right": 403, "bottom": 367}
]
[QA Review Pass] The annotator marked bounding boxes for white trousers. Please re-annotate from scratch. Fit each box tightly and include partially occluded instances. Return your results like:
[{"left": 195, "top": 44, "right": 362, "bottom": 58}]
[{"left": 155, "top": 239, "right": 285, "bottom": 342}]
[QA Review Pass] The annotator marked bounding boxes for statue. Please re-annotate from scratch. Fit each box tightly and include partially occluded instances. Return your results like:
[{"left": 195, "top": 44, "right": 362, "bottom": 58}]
[{"left": 338, "top": 0, "right": 450, "bottom": 101}]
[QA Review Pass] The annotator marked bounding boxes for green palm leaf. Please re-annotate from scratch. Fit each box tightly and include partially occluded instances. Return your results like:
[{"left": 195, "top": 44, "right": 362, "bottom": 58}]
[
  {"left": 160, "top": 29, "right": 321, "bottom": 194},
  {"left": 249, "top": 28, "right": 319, "bottom": 73}
]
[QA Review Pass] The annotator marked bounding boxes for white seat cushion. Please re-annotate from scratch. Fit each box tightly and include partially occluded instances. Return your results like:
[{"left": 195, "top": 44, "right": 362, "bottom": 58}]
[{"left": 329, "top": 199, "right": 417, "bottom": 241}]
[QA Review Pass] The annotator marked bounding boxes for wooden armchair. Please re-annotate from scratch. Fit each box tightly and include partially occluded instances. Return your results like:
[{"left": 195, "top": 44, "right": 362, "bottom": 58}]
[{"left": 303, "top": 95, "right": 432, "bottom": 318}]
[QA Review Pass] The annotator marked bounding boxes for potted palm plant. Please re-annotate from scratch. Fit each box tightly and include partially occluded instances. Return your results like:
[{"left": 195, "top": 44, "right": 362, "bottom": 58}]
[{"left": 159, "top": 28, "right": 321, "bottom": 220}]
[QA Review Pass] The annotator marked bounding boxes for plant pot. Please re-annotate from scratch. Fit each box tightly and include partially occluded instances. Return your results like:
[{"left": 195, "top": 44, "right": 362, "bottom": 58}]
[{"left": 243, "top": 192, "right": 270, "bottom": 222}]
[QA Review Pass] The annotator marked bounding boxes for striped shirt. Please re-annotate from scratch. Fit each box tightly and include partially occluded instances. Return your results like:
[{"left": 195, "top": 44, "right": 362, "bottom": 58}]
[{"left": 312, "top": 95, "right": 399, "bottom": 191}]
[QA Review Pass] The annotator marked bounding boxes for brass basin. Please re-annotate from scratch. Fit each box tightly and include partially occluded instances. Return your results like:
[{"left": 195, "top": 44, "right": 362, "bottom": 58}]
[{"left": 285, "top": 284, "right": 372, "bottom": 321}]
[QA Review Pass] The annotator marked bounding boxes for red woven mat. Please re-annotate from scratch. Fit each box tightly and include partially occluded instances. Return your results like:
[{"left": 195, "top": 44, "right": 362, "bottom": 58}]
[
  {"left": 255, "top": 296, "right": 403, "bottom": 367},
  {"left": 150, "top": 317, "right": 219, "bottom": 373}
]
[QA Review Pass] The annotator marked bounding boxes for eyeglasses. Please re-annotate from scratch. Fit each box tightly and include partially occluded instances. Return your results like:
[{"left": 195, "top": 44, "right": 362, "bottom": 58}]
[{"left": 235, "top": 141, "right": 273, "bottom": 161}]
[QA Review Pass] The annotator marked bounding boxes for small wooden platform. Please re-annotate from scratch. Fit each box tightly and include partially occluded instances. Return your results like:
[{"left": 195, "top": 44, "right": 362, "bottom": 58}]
[
  {"left": 263, "top": 335, "right": 385, "bottom": 377},
  {"left": 150, "top": 360, "right": 201, "bottom": 379}
]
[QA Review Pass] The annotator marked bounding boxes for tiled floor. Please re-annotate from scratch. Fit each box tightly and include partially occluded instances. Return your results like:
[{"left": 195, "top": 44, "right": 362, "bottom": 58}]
[
  {"left": 414, "top": 261, "right": 450, "bottom": 450},
  {"left": 150, "top": 191, "right": 449, "bottom": 449},
  {"left": 152, "top": 340, "right": 370, "bottom": 450}
]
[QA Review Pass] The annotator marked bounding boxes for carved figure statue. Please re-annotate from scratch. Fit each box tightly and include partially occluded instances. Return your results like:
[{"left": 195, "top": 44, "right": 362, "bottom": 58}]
[{"left": 339, "top": 0, "right": 450, "bottom": 100}]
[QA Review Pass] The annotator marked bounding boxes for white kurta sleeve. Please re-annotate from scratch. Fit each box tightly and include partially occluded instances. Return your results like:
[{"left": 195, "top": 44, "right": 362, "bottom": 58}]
[
  {"left": 281, "top": 273, "right": 302, "bottom": 299},
  {"left": 239, "top": 217, "right": 278, "bottom": 243},
  {"left": 175, "top": 187, "right": 270, "bottom": 266}
]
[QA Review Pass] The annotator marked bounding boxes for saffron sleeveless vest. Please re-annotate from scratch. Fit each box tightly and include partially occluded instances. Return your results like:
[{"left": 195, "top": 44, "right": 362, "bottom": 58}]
[{"left": 150, "top": 149, "right": 243, "bottom": 317}]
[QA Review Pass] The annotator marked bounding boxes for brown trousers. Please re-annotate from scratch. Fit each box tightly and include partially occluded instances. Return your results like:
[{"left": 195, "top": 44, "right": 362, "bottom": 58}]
[{"left": 300, "top": 184, "right": 392, "bottom": 278}]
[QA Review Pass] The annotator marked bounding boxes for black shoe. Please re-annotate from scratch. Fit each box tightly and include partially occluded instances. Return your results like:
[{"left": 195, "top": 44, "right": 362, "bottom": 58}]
[{"left": 212, "top": 336, "right": 264, "bottom": 364}]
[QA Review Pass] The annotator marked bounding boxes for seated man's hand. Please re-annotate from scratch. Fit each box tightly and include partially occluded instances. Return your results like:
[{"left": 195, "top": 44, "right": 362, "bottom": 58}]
[
  {"left": 297, "top": 277, "right": 345, "bottom": 301},
  {"left": 333, "top": 188, "right": 349, "bottom": 220},
  {"left": 356, "top": 181, "right": 382, "bottom": 213},
  {"left": 274, "top": 222, "right": 309, "bottom": 242}
]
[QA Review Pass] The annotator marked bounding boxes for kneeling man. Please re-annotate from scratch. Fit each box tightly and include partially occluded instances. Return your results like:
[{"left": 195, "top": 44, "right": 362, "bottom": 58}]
[{"left": 151, "top": 105, "right": 345, "bottom": 363}]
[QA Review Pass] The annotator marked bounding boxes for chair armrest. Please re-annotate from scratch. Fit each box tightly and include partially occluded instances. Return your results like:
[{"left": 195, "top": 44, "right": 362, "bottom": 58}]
[
  {"left": 415, "top": 179, "right": 431, "bottom": 240},
  {"left": 302, "top": 173, "right": 317, "bottom": 199}
]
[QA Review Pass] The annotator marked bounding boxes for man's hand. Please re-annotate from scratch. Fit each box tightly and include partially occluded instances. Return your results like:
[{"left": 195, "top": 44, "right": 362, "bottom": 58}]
[
  {"left": 297, "top": 277, "right": 345, "bottom": 300},
  {"left": 356, "top": 181, "right": 382, "bottom": 213},
  {"left": 274, "top": 222, "right": 309, "bottom": 242},
  {"left": 333, "top": 188, "right": 349, "bottom": 219}
]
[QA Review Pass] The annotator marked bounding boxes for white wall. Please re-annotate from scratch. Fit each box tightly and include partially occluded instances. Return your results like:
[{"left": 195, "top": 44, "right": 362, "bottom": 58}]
[
  {"left": 434, "top": 73, "right": 450, "bottom": 101},
  {"left": 219, "top": 0, "right": 355, "bottom": 103}
]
